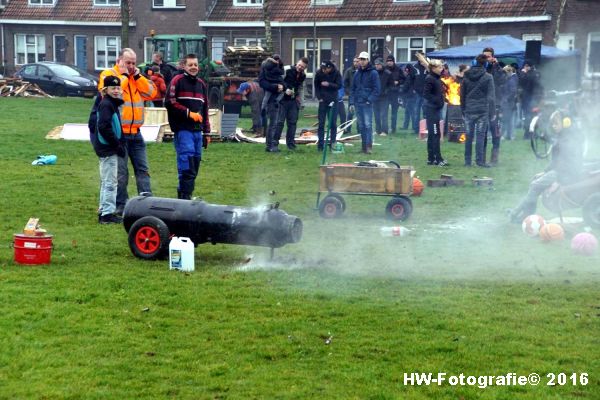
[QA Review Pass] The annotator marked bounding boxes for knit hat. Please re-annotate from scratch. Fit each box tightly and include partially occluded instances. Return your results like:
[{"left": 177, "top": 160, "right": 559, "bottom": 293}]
[
  {"left": 237, "top": 82, "right": 251, "bottom": 94},
  {"left": 103, "top": 75, "right": 121, "bottom": 88},
  {"left": 386, "top": 55, "right": 395, "bottom": 62},
  {"left": 374, "top": 58, "right": 384, "bottom": 66}
]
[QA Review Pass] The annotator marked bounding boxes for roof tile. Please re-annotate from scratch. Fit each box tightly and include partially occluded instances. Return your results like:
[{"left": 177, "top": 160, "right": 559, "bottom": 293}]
[{"left": 1, "top": 0, "right": 125, "bottom": 22}]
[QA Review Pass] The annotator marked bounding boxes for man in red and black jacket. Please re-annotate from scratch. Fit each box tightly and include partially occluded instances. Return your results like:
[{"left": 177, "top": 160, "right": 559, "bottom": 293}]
[{"left": 165, "top": 53, "right": 211, "bottom": 200}]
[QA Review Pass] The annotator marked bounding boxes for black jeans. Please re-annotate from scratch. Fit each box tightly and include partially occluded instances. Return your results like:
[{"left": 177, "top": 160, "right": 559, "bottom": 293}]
[
  {"left": 275, "top": 99, "right": 300, "bottom": 148},
  {"left": 424, "top": 107, "right": 443, "bottom": 163}
]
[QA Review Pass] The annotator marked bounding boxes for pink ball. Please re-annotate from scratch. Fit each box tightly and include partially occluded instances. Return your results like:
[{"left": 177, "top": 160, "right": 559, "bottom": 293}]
[{"left": 571, "top": 232, "right": 598, "bottom": 256}]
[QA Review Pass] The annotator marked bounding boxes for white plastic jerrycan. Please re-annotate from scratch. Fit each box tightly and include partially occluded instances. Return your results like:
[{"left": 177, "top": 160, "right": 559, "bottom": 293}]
[{"left": 169, "top": 236, "right": 195, "bottom": 272}]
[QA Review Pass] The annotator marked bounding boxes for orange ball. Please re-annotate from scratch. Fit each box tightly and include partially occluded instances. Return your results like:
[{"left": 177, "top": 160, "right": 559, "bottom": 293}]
[
  {"left": 539, "top": 223, "right": 564, "bottom": 242},
  {"left": 412, "top": 177, "right": 424, "bottom": 196}
]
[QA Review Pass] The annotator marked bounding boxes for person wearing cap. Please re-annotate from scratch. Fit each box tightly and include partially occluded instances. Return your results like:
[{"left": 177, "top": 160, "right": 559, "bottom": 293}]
[
  {"left": 92, "top": 75, "right": 126, "bottom": 224},
  {"left": 237, "top": 81, "right": 265, "bottom": 137},
  {"left": 165, "top": 53, "right": 211, "bottom": 200},
  {"left": 98, "top": 48, "right": 156, "bottom": 215},
  {"left": 385, "top": 55, "right": 406, "bottom": 135},
  {"left": 314, "top": 60, "right": 342, "bottom": 151},
  {"left": 422, "top": 59, "right": 449, "bottom": 166},
  {"left": 259, "top": 55, "right": 286, "bottom": 152},
  {"left": 373, "top": 58, "right": 393, "bottom": 136},
  {"left": 349, "top": 51, "right": 380, "bottom": 154}
]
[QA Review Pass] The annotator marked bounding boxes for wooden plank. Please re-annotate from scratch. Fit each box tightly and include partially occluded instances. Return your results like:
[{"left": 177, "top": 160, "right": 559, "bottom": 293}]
[{"left": 319, "top": 165, "right": 412, "bottom": 194}]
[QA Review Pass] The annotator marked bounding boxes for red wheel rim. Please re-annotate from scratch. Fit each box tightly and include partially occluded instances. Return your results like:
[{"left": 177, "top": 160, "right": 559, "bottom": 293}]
[
  {"left": 135, "top": 226, "right": 161, "bottom": 254},
  {"left": 324, "top": 202, "right": 338, "bottom": 216},
  {"left": 391, "top": 204, "right": 404, "bottom": 217}
]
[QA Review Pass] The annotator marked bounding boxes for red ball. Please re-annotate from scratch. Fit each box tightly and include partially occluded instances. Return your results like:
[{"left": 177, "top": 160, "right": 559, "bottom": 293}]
[
  {"left": 412, "top": 177, "right": 424, "bottom": 196},
  {"left": 571, "top": 232, "right": 598, "bottom": 256}
]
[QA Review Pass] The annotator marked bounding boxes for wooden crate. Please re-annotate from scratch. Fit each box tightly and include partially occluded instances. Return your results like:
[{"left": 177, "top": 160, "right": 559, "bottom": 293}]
[{"left": 319, "top": 164, "right": 413, "bottom": 195}]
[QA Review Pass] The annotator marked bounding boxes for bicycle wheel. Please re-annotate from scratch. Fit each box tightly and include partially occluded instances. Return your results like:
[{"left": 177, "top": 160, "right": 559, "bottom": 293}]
[{"left": 529, "top": 115, "right": 554, "bottom": 159}]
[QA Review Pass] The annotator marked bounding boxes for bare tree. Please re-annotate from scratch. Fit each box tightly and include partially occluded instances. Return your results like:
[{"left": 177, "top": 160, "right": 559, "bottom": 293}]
[
  {"left": 553, "top": 0, "right": 568, "bottom": 46},
  {"left": 433, "top": 0, "right": 443, "bottom": 50},
  {"left": 121, "top": 0, "right": 130, "bottom": 49},
  {"left": 263, "top": 0, "right": 273, "bottom": 52}
]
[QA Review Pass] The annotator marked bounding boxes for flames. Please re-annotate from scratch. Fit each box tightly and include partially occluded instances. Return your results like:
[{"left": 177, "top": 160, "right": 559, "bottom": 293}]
[{"left": 441, "top": 77, "right": 461, "bottom": 106}]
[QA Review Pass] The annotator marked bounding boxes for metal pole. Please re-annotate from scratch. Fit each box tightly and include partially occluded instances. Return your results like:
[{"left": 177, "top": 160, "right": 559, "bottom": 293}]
[{"left": 312, "top": 5, "right": 317, "bottom": 99}]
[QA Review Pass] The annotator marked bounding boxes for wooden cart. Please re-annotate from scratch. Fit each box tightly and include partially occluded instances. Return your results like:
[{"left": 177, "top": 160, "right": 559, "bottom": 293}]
[{"left": 317, "top": 161, "right": 414, "bottom": 220}]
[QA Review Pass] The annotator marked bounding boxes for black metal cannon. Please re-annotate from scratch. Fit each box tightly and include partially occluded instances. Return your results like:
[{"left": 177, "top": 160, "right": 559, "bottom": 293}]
[{"left": 123, "top": 195, "right": 303, "bottom": 260}]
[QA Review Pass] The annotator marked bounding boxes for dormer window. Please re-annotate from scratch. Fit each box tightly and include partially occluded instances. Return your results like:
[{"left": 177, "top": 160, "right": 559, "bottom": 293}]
[
  {"left": 29, "top": 0, "right": 56, "bottom": 5},
  {"left": 153, "top": 0, "right": 186, "bottom": 8},
  {"left": 312, "top": 0, "right": 344, "bottom": 5},
  {"left": 94, "top": 0, "right": 120, "bottom": 6},
  {"left": 233, "top": 0, "right": 262, "bottom": 6}
]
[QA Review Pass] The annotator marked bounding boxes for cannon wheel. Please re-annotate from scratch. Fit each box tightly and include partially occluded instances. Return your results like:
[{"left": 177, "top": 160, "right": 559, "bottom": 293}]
[
  {"left": 582, "top": 193, "right": 600, "bottom": 229},
  {"left": 385, "top": 196, "right": 413, "bottom": 221},
  {"left": 128, "top": 216, "right": 170, "bottom": 260},
  {"left": 319, "top": 195, "right": 344, "bottom": 219}
]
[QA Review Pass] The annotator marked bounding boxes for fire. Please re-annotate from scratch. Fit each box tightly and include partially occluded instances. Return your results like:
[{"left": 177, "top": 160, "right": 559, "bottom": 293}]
[{"left": 441, "top": 77, "right": 461, "bottom": 105}]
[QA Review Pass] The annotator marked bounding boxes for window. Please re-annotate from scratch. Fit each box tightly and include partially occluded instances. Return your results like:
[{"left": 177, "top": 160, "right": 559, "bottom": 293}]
[
  {"left": 95, "top": 36, "right": 120, "bottom": 70},
  {"left": 293, "top": 38, "right": 332, "bottom": 73},
  {"left": 463, "top": 35, "right": 493, "bottom": 44},
  {"left": 14, "top": 34, "right": 46, "bottom": 64},
  {"left": 28, "top": 0, "right": 56, "bottom": 5},
  {"left": 393, "top": 0, "right": 429, "bottom": 2},
  {"left": 153, "top": 0, "right": 185, "bottom": 8},
  {"left": 234, "top": 38, "right": 265, "bottom": 47},
  {"left": 522, "top": 33, "right": 543, "bottom": 41},
  {"left": 587, "top": 32, "right": 600, "bottom": 76},
  {"left": 556, "top": 33, "right": 575, "bottom": 51},
  {"left": 94, "top": 0, "right": 120, "bottom": 5},
  {"left": 233, "top": 0, "right": 262, "bottom": 6},
  {"left": 394, "top": 37, "right": 434, "bottom": 62},
  {"left": 312, "top": 0, "right": 343, "bottom": 5},
  {"left": 212, "top": 37, "right": 227, "bottom": 61}
]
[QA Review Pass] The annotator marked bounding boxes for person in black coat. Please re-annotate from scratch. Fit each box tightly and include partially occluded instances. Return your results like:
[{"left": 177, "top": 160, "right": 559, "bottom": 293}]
[
  {"left": 460, "top": 54, "right": 495, "bottom": 167},
  {"left": 385, "top": 55, "right": 405, "bottom": 134},
  {"left": 402, "top": 63, "right": 418, "bottom": 132},
  {"left": 422, "top": 59, "right": 448, "bottom": 166},
  {"left": 91, "top": 75, "right": 126, "bottom": 224},
  {"left": 314, "top": 60, "right": 342, "bottom": 150},
  {"left": 373, "top": 58, "right": 393, "bottom": 136},
  {"left": 413, "top": 58, "right": 427, "bottom": 135},
  {"left": 483, "top": 47, "right": 507, "bottom": 165}
]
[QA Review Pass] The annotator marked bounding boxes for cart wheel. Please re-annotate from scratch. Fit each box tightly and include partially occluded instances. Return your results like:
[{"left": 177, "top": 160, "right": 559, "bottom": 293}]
[
  {"left": 582, "top": 193, "right": 600, "bottom": 229},
  {"left": 326, "top": 193, "right": 346, "bottom": 211},
  {"left": 128, "top": 216, "right": 171, "bottom": 260},
  {"left": 385, "top": 196, "right": 413, "bottom": 221},
  {"left": 319, "top": 196, "right": 344, "bottom": 218}
]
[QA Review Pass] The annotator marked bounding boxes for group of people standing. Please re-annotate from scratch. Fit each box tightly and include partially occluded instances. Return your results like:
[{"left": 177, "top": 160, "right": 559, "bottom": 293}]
[{"left": 89, "top": 49, "right": 210, "bottom": 224}]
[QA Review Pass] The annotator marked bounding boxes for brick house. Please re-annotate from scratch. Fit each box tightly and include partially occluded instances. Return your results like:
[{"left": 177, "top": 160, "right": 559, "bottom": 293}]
[
  {"left": 1, "top": 0, "right": 599, "bottom": 82},
  {"left": 0, "top": 0, "right": 207, "bottom": 75},
  {"left": 202, "top": 0, "right": 600, "bottom": 81}
]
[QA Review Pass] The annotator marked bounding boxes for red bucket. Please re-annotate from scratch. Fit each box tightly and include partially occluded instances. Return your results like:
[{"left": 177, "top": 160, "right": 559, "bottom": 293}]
[{"left": 13, "top": 234, "right": 53, "bottom": 265}]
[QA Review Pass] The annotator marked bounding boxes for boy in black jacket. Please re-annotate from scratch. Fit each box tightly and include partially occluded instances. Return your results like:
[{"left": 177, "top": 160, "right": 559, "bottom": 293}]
[
  {"left": 314, "top": 60, "right": 342, "bottom": 150},
  {"left": 92, "top": 75, "right": 125, "bottom": 224}
]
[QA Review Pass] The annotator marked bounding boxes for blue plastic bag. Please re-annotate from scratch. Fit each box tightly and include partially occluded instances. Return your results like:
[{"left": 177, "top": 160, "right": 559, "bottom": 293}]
[{"left": 32, "top": 155, "right": 57, "bottom": 166}]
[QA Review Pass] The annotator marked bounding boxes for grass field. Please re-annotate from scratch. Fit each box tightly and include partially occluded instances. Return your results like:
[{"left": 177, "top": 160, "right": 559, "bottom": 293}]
[{"left": 0, "top": 97, "right": 598, "bottom": 399}]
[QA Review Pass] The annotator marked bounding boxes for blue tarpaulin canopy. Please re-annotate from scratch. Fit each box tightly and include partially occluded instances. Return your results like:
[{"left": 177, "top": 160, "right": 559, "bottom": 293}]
[{"left": 427, "top": 35, "right": 577, "bottom": 66}]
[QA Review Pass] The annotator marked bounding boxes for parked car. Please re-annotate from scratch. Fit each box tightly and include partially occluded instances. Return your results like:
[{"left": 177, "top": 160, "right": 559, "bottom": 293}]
[{"left": 14, "top": 62, "right": 99, "bottom": 97}]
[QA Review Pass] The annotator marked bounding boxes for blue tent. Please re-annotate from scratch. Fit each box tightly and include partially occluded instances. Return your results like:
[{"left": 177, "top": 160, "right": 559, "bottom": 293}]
[{"left": 427, "top": 35, "right": 577, "bottom": 67}]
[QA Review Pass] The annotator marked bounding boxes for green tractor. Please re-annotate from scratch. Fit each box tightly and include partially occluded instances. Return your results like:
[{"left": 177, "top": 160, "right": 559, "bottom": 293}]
[{"left": 147, "top": 34, "right": 270, "bottom": 111}]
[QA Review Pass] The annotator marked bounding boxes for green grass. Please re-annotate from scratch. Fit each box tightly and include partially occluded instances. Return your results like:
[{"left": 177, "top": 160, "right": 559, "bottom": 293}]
[{"left": 0, "top": 97, "right": 599, "bottom": 399}]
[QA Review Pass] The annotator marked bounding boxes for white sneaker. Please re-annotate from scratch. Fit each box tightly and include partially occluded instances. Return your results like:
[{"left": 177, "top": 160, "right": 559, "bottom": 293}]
[{"left": 380, "top": 132, "right": 387, "bottom": 137}]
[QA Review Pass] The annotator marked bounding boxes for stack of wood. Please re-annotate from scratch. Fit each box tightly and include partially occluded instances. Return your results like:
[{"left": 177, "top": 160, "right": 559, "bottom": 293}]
[
  {"left": 222, "top": 46, "right": 272, "bottom": 77},
  {"left": 0, "top": 78, "right": 52, "bottom": 97}
]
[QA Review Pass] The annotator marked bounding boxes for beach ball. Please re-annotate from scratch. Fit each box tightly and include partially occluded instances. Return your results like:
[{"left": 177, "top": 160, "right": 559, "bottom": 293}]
[
  {"left": 522, "top": 214, "right": 545, "bottom": 237},
  {"left": 539, "top": 223, "right": 565, "bottom": 242},
  {"left": 571, "top": 232, "right": 598, "bottom": 256},
  {"left": 412, "top": 178, "right": 424, "bottom": 196}
]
